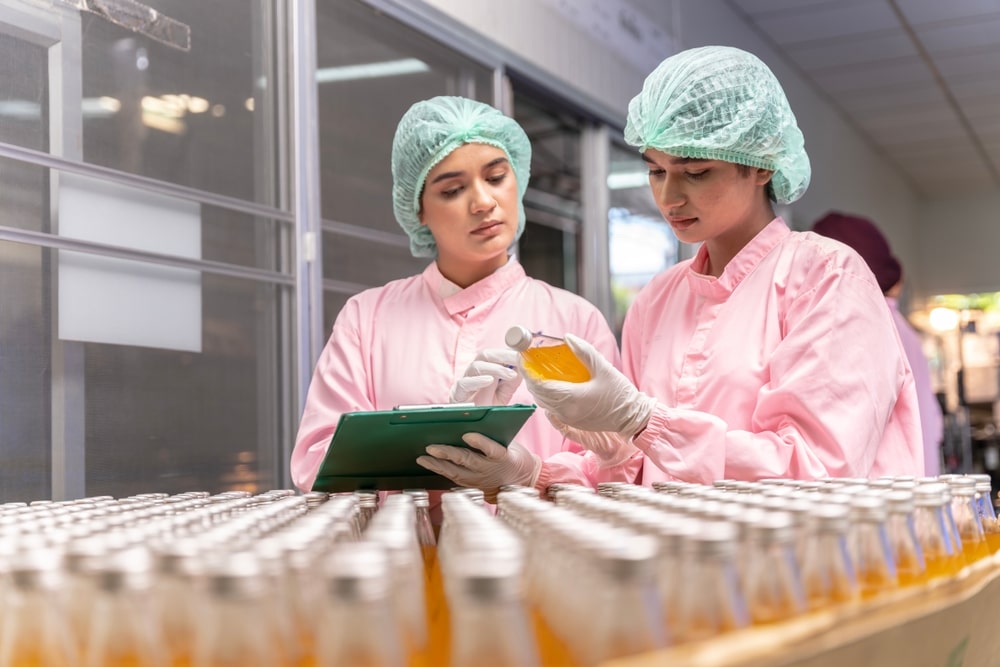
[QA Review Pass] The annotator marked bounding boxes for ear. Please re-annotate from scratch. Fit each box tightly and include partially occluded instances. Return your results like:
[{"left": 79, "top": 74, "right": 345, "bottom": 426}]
[{"left": 755, "top": 168, "right": 775, "bottom": 187}]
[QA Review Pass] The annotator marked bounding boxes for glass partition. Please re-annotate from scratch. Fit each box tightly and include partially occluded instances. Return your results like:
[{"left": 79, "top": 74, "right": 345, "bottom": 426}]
[
  {"left": 608, "top": 142, "right": 678, "bottom": 334},
  {"left": 317, "top": 0, "right": 495, "bottom": 311}
]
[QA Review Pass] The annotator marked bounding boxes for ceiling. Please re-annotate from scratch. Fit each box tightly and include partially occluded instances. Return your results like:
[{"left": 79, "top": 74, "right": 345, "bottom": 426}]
[{"left": 724, "top": 0, "right": 1000, "bottom": 198}]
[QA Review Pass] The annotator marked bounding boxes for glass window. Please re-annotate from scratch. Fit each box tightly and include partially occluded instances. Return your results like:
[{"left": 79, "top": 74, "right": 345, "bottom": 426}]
[
  {"left": 608, "top": 143, "right": 678, "bottom": 334},
  {"left": 0, "top": 31, "right": 46, "bottom": 151},
  {"left": 84, "top": 274, "right": 287, "bottom": 496},
  {"left": 0, "top": 240, "right": 50, "bottom": 501},
  {"left": 316, "top": 0, "right": 495, "bottom": 324},
  {"left": 513, "top": 91, "right": 583, "bottom": 293},
  {"left": 80, "top": 2, "right": 278, "bottom": 207},
  {"left": 0, "top": 1, "right": 290, "bottom": 501}
]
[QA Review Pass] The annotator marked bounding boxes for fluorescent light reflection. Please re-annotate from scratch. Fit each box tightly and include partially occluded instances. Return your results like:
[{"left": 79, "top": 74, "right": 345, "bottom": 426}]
[
  {"left": 316, "top": 57, "right": 429, "bottom": 83},
  {"left": 607, "top": 171, "right": 650, "bottom": 190}
]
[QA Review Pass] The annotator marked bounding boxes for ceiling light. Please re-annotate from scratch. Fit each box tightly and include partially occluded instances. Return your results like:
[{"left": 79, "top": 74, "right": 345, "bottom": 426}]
[{"left": 929, "top": 307, "right": 960, "bottom": 333}]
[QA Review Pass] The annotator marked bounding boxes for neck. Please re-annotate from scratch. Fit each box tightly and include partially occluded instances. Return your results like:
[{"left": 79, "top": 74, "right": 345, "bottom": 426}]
[
  {"left": 436, "top": 253, "right": 509, "bottom": 288},
  {"left": 704, "top": 206, "right": 775, "bottom": 278}
]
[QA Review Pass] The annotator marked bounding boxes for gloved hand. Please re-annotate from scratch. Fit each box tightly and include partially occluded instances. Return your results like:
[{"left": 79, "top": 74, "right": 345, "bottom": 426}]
[
  {"left": 547, "top": 413, "right": 639, "bottom": 467},
  {"left": 416, "top": 433, "right": 542, "bottom": 502},
  {"left": 521, "top": 333, "right": 657, "bottom": 438},
  {"left": 450, "top": 348, "right": 523, "bottom": 406}
]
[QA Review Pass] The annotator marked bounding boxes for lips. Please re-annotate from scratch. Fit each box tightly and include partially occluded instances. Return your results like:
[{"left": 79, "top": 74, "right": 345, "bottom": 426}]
[
  {"left": 472, "top": 220, "right": 504, "bottom": 234},
  {"left": 667, "top": 216, "right": 697, "bottom": 230}
]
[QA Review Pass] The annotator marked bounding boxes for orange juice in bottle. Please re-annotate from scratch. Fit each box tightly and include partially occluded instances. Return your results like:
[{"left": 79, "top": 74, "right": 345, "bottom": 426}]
[{"left": 505, "top": 326, "right": 591, "bottom": 383}]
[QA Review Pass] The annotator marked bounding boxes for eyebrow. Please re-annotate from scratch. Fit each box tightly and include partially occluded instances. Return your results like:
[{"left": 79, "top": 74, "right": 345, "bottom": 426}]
[{"left": 429, "top": 156, "right": 509, "bottom": 184}]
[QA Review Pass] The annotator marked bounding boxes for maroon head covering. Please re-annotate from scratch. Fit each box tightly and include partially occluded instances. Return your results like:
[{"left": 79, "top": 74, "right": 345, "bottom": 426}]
[{"left": 812, "top": 211, "right": 901, "bottom": 294}]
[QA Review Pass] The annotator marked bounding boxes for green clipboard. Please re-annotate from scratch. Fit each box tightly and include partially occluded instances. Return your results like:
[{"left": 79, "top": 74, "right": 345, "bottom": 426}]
[{"left": 310, "top": 403, "right": 536, "bottom": 493}]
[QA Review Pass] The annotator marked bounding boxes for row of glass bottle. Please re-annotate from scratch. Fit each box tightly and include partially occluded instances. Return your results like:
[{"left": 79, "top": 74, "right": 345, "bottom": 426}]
[
  {"left": 521, "top": 472, "right": 1000, "bottom": 651},
  {"left": 0, "top": 473, "right": 995, "bottom": 667},
  {"left": 0, "top": 488, "right": 436, "bottom": 666}
]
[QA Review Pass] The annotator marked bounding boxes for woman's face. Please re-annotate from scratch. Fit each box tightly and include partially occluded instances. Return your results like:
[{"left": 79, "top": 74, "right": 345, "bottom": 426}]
[
  {"left": 419, "top": 143, "right": 519, "bottom": 279},
  {"left": 643, "top": 148, "right": 773, "bottom": 250}
]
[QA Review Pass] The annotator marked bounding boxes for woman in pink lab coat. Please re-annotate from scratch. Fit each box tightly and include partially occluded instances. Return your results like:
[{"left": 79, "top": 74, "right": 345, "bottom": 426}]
[
  {"left": 291, "top": 96, "right": 640, "bottom": 501},
  {"left": 521, "top": 46, "right": 924, "bottom": 484},
  {"left": 812, "top": 211, "right": 944, "bottom": 477}
]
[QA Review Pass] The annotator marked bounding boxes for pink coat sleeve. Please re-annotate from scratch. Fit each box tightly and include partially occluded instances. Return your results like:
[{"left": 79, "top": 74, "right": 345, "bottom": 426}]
[
  {"left": 629, "top": 265, "right": 921, "bottom": 484},
  {"left": 290, "top": 298, "right": 372, "bottom": 491}
]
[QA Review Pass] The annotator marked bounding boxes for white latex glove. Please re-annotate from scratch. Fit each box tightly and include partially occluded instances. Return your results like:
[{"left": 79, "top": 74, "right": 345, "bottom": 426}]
[
  {"left": 449, "top": 348, "right": 523, "bottom": 406},
  {"left": 521, "top": 333, "right": 657, "bottom": 438},
  {"left": 415, "top": 433, "right": 542, "bottom": 502},
  {"left": 547, "top": 412, "right": 639, "bottom": 467}
]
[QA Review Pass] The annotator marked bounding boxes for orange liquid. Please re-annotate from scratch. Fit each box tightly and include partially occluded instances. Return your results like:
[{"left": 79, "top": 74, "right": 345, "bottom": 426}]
[
  {"left": 749, "top": 598, "right": 800, "bottom": 625},
  {"left": 5, "top": 651, "right": 73, "bottom": 667},
  {"left": 90, "top": 657, "right": 147, "bottom": 667},
  {"left": 895, "top": 551, "right": 927, "bottom": 588},
  {"left": 985, "top": 531, "right": 1000, "bottom": 554},
  {"left": 804, "top": 576, "right": 857, "bottom": 610},
  {"left": 521, "top": 344, "right": 591, "bottom": 383},
  {"left": 858, "top": 569, "right": 897, "bottom": 599},
  {"left": 961, "top": 538, "right": 990, "bottom": 563},
  {"left": 530, "top": 607, "right": 578, "bottom": 666},
  {"left": 923, "top": 552, "right": 955, "bottom": 580},
  {"left": 422, "top": 552, "right": 447, "bottom": 667}
]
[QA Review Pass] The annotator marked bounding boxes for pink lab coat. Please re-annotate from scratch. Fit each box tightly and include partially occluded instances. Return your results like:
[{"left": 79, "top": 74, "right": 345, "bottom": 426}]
[
  {"left": 292, "top": 259, "right": 641, "bottom": 493},
  {"left": 887, "top": 297, "right": 943, "bottom": 477},
  {"left": 626, "top": 219, "right": 924, "bottom": 485}
]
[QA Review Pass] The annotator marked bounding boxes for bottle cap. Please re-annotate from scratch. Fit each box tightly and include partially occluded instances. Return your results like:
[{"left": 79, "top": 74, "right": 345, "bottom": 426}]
[{"left": 504, "top": 325, "right": 533, "bottom": 352}]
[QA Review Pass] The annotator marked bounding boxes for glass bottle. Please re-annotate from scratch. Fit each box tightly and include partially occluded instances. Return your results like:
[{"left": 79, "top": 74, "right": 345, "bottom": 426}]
[
  {"left": 742, "top": 512, "right": 806, "bottom": 624},
  {"left": 585, "top": 534, "right": 666, "bottom": 663},
  {"left": 316, "top": 542, "right": 404, "bottom": 667},
  {"left": 64, "top": 535, "right": 108, "bottom": 655},
  {"left": 505, "top": 326, "right": 591, "bottom": 383},
  {"left": 192, "top": 552, "right": 280, "bottom": 667},
  {"left": 0, "top": 547, "right": 78, "bottom": 667},
  {"left": 403, "top": 489, "right": 442, "bottom": 667},
  {"left": 883, "top": 490, "right": 927, "bottom": 587},
  {"left": 848, "top": 495, "right": 898, "bottom": 599},
  {"left": 913, "top": 483, "right": 962, "bottom": 579},
  {"left": 448, "top": 558, "right": 540, "bottom": 667},
  {"left": 799, "top": 503, "right": 859, "bottom": 610},
  {"left": 84, "top": 546, "right": 168, "bottom": 667},
  {"left": 972, "top": 475, "right": 1000, "bottom": 553},
  {"left": 947, "top": 477, "right": 989, "bottom": 562},
  {"left": 152, "top": 538, "right": 204, "bottom": 667},
  {"left": 673, "top": 520, "right": 748, "bottom": 643},
  {"left": 354, "top": 491, "right": 379, "bottom": 533}
]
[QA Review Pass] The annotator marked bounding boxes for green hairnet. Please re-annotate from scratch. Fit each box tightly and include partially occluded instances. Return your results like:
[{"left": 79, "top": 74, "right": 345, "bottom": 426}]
[
  {"left": 624, "top": 45, "right": 810, "bottom": 204},
  {"left": 391, "top": 96, "right": 531, "bottom": 258}
]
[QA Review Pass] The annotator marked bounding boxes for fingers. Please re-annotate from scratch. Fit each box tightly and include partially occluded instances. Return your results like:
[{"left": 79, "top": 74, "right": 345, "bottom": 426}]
[
  {"left": 563, "top": 333, "right": 605, "bottom": 373},
  {"left": 493, "top": 372, "right": 523, "bottom": 405},
  {"left": 415, "top": 455, "right": 468, "bottom": 482},
  {"left": 467, "top": 359, "right": 519, "bottom": 382},
  {"left": 450, "top": 375, "right": 494, "bottom": 403},
  {"left": 475, "top": 348, "right": 520, "bottom": 367},
  {"left": 461, "top": 432, "right": 507, "bottom": 460},
  {"left": 424, "top": 444, "right": 479, "bottom": 467}
]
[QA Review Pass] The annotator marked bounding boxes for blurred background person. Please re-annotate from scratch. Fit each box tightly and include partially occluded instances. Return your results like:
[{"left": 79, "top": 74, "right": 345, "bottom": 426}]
[{"left": 813, "top": 211, "right": 944, "bottom": 476}]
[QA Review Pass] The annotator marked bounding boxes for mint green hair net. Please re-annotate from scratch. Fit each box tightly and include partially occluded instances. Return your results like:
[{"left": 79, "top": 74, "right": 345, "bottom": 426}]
[
  {"left": 624, "top": 45, "right": 811, "bottom": 204},
  {"left": 391, "top": 96, "right": 531, "bottom": 258}
]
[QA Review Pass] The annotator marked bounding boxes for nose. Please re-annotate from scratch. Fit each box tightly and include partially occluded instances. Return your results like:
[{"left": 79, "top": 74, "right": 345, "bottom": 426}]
[
  {"left": 469, "top": 179, "right": 497, "bottom": 213},
  {"left": 652, "top": 173, "right": 685, "bottom": 210}
]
